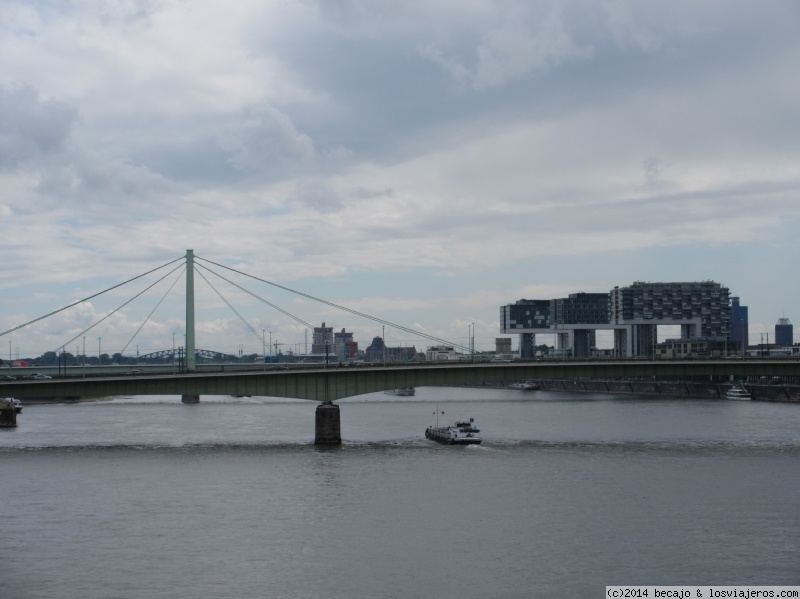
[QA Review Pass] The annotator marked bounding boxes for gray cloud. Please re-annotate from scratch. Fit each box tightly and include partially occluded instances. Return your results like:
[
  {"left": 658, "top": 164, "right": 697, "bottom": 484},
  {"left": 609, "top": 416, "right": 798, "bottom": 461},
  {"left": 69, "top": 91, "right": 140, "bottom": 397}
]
[
  {"left": 221, "top": 104, "right": 316, "bottom": 174},
  {"left": 2, "top": 0, "right": 800, "bottom": 350},
  {"left": 290, "top": 178, "right": 344, "bottom": 213},
  {"left": 0, "top": 83, "right": 78, "bottom": 170}
]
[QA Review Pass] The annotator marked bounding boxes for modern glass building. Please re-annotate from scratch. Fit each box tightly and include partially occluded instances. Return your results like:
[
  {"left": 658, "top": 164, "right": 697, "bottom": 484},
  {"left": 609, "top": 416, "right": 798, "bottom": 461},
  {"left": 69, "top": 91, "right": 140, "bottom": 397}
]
[
  {"left": 775, "top": 318, "right": 793, "bottom": 347},
  {"left": 730, "top": 297, "right": 749, "bottom": 350},
  {"left": 501, "top": 281, "right": 732, "bottom": 358}
]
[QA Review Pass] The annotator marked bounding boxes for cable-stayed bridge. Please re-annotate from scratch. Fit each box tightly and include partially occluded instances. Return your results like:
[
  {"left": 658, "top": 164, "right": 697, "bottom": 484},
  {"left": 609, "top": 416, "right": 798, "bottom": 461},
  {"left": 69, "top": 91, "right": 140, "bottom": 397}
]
[{"left": 3, "top": 250, "right": 800, "bottom": 443}]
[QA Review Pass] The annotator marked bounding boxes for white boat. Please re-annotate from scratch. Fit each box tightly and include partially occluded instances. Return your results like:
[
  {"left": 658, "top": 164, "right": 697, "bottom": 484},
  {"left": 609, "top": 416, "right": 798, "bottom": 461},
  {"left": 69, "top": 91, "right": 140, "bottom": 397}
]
[
  {"left": 425, "top": 416, "right": 482, "bottom": 445},
  {"left": 384, "top": 388, "right": 415, "bottom": 396},
  {"left": 508, "top": 381, "right": 540, "bottom": 391},
  {"left": 726, "top": 383, "right": 752, "bottom": 400}
]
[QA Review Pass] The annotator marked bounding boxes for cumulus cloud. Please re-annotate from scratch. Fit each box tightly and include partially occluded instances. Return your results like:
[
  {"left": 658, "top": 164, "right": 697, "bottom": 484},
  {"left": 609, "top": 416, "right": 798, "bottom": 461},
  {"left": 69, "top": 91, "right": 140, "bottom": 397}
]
[{"left": 221, "top": 104, "right": 316, "bottom": 174}]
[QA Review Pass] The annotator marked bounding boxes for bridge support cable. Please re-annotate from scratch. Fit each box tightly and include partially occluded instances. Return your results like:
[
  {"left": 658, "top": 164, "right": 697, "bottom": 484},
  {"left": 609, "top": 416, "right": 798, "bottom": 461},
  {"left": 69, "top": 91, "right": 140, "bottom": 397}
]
[
  {"left": 0, "top": 255, "right": 185, "bottom": 340},
  {"left": 194, "top": 266, "right": 270, "bottom": 349},
  {"left": 118, "top": 267, "right": 185, "bottom": 356},
  {"left": 194, "top": 255, "right": 471, "bottom": 354},
  {"left": 194, "top": 262, "right": 315, "bottom": 331},
  {"left": 54, "top": 263, "right": 186, "bottom": 355}
]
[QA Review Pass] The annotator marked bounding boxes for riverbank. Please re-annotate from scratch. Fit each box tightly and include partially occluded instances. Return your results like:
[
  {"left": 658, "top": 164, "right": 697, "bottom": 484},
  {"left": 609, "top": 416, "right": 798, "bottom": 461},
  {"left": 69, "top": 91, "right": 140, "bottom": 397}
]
[{"left": 468, "top": 380, "right": 800, "bottom": 402}]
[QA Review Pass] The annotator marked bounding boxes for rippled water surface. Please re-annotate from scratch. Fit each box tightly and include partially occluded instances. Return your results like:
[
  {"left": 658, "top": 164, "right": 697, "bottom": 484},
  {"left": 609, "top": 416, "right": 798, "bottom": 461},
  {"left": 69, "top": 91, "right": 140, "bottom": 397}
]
[{"left": 2, "top": 387, "right": 799, "bottom": 598}]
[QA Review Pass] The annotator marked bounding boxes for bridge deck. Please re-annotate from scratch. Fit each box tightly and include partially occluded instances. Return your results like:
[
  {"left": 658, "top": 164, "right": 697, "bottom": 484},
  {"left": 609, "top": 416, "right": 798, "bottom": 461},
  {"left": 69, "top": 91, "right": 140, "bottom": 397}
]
[{"left": 3, "top": 360, "right": 799, "bottom": 402}]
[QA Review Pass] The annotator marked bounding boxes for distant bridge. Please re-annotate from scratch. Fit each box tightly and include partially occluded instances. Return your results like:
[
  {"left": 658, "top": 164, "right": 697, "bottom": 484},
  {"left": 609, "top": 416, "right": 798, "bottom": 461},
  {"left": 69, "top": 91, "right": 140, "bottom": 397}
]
[
  {"left": 138, "top": 348, "right": 240, "bottom": 362},
  {"left": 4, "top": 360, "right": 800, "bottom": 403}
]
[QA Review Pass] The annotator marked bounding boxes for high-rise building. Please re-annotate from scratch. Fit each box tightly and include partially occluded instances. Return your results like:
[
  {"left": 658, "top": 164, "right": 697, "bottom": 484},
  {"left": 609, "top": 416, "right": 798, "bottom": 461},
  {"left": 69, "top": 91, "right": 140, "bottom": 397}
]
[
  {"left": 312, "top": 322, "right": 334, "bottom": 355},
  {"left": 333, "top": 328, "right": 356, "bottom": 361},
  {"left": 730, "top": 297, "right": 749, "bottom": 350},
  {"left": 610, "top": 281, "right": 730, "bottom": 357},
  {"left": 499, "top": 299, "right": 552, "bottom": 359},
  {"left": 775, "top": 318, "right": 793, "bottom": 347}
]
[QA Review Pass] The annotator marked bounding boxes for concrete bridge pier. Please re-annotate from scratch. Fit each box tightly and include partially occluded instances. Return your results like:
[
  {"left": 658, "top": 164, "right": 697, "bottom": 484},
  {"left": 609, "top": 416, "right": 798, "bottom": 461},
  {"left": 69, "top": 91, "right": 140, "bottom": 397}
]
[
  {"left": 182, "top": 394, "right": 200, "bottom": 404},
  {"left": 315, "top": 403, "right": 341, "bottom": 445},
  {"left": 0, "top": 402, "right": 17, "bottom": 427}
]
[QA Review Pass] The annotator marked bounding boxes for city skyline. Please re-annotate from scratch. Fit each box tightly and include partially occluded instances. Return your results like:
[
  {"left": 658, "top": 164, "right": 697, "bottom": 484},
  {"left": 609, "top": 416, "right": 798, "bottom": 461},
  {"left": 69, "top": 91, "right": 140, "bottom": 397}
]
[
  {"left": 2, "top": 263, "right": 796, "bottom": 361},
  {"left": 2, "top": 2, "right": 799, "bottom": 356}
]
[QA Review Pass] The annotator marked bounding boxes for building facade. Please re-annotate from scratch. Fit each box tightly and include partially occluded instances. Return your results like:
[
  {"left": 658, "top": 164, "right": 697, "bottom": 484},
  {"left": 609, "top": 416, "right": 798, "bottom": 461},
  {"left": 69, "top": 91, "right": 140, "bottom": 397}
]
[
  {"left": 426, "top": 345, "right": 459, "bottom": 361},
  {"left": 500, "top": 281, "right": 732, "bottom": 359},
  {"left": 365, "top": 337, "right": 417, "bottom": 362},
  {"left": 610, "top": 281, "right": 730, "bottom": 357},
  {"left": 775, "top": 318, "right": 793, "bottom": 347},
  {"left": 311, "top": 323, "right": 334, "bottom": 355},
  {"left": 495, "top": 338, "right": 512, "bottom": 355},
  {"left": 333, "top": 328, "right": 357, "bottom": 361},
  {"left": 499, "top": 299, "right": 552, "bottom": 359},
  {"left": 730, "top": 297, "right": 749, "bottom": 350}
]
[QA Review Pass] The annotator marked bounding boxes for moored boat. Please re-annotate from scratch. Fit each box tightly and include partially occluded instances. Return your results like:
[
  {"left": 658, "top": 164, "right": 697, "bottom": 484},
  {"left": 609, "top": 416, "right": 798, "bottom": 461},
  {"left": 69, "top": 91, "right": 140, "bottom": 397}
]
[
  {"left": 384, "top": 388, "right": 415, "bottom": 396},
  {"left": 507, "top": 381, "right": 540, "bottom": 391},
  {"left": 726, "top": 383, "right": 751, "bottom": 400},
  {"left": 425, "top": 417, "right": 482, "bottom": 445}
]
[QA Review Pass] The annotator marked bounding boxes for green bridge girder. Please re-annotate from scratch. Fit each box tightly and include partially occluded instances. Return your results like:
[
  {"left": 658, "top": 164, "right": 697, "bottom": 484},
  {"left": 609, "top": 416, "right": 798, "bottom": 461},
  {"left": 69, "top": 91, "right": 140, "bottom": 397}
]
[{"left": 4, "top": 360, "right": 800, "bottom": 402}]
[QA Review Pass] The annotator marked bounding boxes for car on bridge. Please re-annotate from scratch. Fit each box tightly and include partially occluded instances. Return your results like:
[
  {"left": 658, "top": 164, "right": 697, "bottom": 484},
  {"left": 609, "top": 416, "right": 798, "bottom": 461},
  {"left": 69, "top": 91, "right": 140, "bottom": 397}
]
[
  {"left": 0, "top": 375, "right": 16, "bottom": 381},
  {"left": 32, "top": 374, "right": 52, "bottom": 380}
]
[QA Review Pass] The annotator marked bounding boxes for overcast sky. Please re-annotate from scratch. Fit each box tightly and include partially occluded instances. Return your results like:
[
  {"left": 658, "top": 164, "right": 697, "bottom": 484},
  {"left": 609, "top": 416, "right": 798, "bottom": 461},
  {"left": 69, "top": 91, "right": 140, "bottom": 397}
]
[{"left": 1, "top": 0, "right": 799, "bottom": 358}]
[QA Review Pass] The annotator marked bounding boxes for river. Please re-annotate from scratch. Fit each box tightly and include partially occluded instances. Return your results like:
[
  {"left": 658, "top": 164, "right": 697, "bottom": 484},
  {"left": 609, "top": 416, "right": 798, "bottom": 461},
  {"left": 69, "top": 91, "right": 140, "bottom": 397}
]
[{"left": 2, "top": 387, "right": 799, "bottom": 598}]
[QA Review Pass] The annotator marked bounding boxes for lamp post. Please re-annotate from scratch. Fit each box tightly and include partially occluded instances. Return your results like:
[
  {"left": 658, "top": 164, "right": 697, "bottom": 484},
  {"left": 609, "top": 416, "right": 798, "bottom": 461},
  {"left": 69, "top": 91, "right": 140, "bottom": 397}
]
[
  {"left": 172, "top": 333, "right": 176, "bottom": 372},
  {"left": 82, "top": 336, "right": 86, "bottom": 378},
  {"left": 98, "top": 337, "right": 101, "bottom": 364},
  {"left": 382, "top": 325, "right": 386, "bottom": 367}
]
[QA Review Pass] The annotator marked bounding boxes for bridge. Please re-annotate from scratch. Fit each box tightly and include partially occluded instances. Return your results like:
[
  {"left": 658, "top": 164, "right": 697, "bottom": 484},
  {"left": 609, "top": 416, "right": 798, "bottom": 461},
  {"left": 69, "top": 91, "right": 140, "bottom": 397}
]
[
  {"left": 4, "top": 358, "right": 799, "bottom": 400},
  {"left": 4, "top": 249, "right": 799, "bottom": 444},
  {"left": 4, "top": 358, "right": 800, "bottom": 441}
]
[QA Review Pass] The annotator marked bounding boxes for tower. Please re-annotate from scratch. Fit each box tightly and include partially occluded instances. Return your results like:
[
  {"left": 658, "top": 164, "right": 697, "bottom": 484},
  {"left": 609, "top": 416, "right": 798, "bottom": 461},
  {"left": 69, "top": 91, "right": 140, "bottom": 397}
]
[
  {"left": 775, "top": 318, "right": 793, "bottom": 347},
  {"left": 730, "top": 297, "right": 749, "bottom": 350}
]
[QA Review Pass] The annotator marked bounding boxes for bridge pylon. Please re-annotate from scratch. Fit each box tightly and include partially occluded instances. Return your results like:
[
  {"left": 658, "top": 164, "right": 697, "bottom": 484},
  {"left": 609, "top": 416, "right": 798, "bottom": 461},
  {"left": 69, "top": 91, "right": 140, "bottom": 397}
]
[{"left": 185, "top": 249, "right": 196, "bottom": 373}]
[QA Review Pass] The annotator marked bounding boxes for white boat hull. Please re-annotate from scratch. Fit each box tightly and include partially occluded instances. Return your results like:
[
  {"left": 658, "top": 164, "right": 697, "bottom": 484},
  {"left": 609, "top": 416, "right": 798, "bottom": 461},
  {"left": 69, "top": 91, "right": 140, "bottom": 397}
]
[
  {"left": 726, "top": 384, "right": 751, "bottom": 400},
  {"left": 425, "top": 418, "right": 481, "bottom": 445}
]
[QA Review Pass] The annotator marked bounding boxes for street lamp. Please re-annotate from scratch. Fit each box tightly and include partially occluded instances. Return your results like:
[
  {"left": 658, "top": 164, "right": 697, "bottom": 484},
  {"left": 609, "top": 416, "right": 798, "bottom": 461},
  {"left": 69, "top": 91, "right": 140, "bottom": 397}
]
[{"left": 98, "top": 337, "right": 102, "bottom": 364}]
